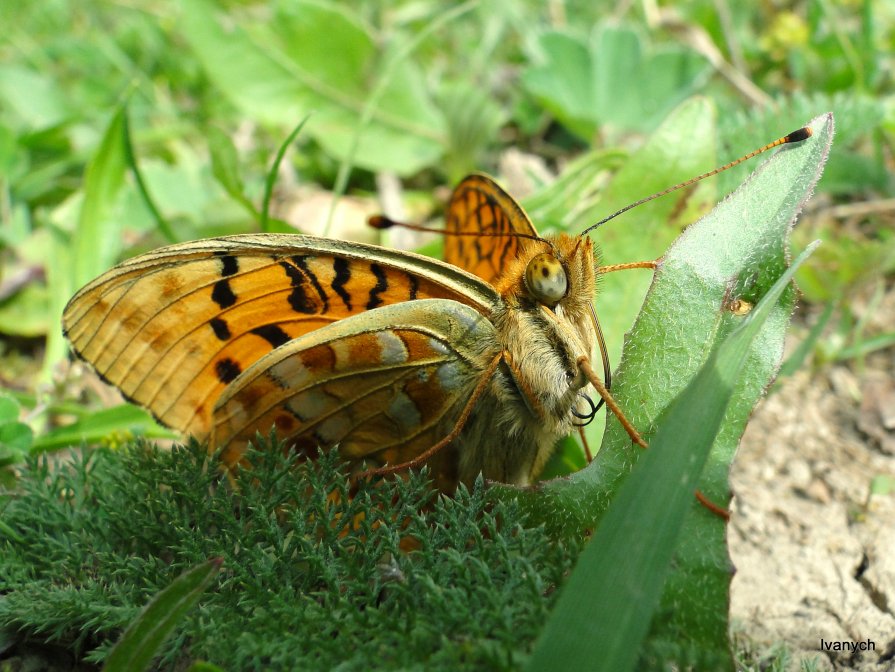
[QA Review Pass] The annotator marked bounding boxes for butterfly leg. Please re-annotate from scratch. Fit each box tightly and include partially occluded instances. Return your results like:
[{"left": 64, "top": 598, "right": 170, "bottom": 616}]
[
  {"left": 695, "top": 490, "right": 731, "bottom": 520},
  {"left": 580, "top": 355, "right": 730, "bottom": 517},
  {"left": 598, "top": 260, "right": 658, "bottom": 274},
  {"left": 577, "top": 426, "right": 594, "bottom": 462},
  {"left": 576, "top": 356, "right": 648, "bottom": 449},
  {"left": 359, "top": 352, "right": 504, "bottom": 479},
  {"left": 501, "top": 351, "right": 551, "bottom": 422},
  {"left": 503, "top": 351, "right": 597, "bottom": 463}
]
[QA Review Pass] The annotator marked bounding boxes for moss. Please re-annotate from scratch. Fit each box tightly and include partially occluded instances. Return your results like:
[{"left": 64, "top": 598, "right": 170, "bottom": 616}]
[{"left": 0, "top": 439, "right": 581, "bottom": 670}]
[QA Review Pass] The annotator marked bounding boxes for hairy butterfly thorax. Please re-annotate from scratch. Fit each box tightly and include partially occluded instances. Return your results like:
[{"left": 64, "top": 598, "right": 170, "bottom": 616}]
[{"left": 452, "top": 234, "right": 601, "bottom": 486}]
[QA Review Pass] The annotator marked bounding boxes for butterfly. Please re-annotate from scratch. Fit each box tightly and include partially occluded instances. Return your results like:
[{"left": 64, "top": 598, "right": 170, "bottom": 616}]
[{"left": 62, "top": 174, "right": 648, "bottom": 493}]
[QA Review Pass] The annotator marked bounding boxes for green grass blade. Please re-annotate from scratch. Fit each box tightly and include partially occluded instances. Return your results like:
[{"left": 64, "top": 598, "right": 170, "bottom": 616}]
[
  {"left": 72, "top": 104, "right": 129, "bottom": 289},
  {"left": 30, "top": 405, "right": 176, "bottom": 453},
  {"left": 43, "top": 103, "right": 129, "bottom": 381},
  {"left": 122, "top": 110, "right": 176, "bottom": 243},
  {"left": 833, "top": 329, "right": 895, "bottom": 361},
  {"left": 102, "top": 558, "right": 223, "bottom": 672},
  {"left": 776, "top": 299, "right": 836, "bottom": 378},
  {"left": 260, "top": 115, "right": 311, "bottom": 232},
  {"left": 208, "top": 125, "right": 259, "bottom": 220}
]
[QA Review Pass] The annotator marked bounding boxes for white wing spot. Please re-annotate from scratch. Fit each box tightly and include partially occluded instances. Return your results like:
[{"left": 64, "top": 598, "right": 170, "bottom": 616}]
[
  {"left": 436, "top": 361, "right": 464, "bottom": 392},
  {"left": 388, "top": 392, "right": 421, "bottom": 432},
  {"left": 317, "top": 414, "right": 349, "bottom": 445},
  {"left": 376, "top": 331, "right": 408, "bottom": 365},
  {"left": 451, "top": 307, "right": 485, "bottom": 334},
  {"left": 288, "top": 389, "right": 333, "bottom": 420},
  {"left": 330, "top": 339, "right": 353, "bottom": 371},
  {"left": 271, "top": 356, "right": 312, "bottom": 389}
]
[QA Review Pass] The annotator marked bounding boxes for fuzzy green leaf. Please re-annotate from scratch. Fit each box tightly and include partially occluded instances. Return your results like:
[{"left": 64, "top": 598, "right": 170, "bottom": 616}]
[
  {"left": 580, "top": 97, "right": 719, "bottom": 376},
  {"left": 103, "top": 558, "right": 223, "bottom": 672}
]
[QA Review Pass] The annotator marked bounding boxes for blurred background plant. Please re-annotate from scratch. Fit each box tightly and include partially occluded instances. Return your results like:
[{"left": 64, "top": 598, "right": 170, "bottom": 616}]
[{"left": 3, "top": 0, "right": 891, "bottom": 473}]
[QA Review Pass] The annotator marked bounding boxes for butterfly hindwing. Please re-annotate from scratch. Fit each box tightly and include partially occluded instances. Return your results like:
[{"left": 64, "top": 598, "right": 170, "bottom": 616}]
[
  {"left": 443, "top": 174, "right": 539, "bottom": 284},
  {"left": 62, "top": 234, "right": 499, "bottom": 440},
  {"left": 212, "top": 298, "right": 499, "bottom": 478}
]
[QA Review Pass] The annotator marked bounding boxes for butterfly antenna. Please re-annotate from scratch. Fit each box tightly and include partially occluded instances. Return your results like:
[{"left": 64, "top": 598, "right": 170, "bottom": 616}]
[
  {"left": 580, "top": 126, "right": 812, "bottom": 237},
  {"left": 369, "top": 215, "right": 543, "bottom": 243}
]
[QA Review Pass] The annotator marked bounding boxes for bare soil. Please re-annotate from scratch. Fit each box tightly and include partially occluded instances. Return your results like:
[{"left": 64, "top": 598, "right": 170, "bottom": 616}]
[{"left": 730, "top": 322, "right": 895, "bottom": 670}]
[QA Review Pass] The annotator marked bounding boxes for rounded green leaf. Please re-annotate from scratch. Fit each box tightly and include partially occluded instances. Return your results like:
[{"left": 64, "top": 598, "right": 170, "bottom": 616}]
[{"left": 179, "top": 0, "right": 446, "bottom": 175}]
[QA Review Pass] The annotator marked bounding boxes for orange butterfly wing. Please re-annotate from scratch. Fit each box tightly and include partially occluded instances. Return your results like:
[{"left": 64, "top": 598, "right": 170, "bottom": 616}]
[
  {"left": 443, "top": 174, "right": 539, "bottom": 284},
  {"left": 63, "top": 234, "right": 499, "bottom": 442},
  {"left": 211, "top": 298, "right": 498, "bottom": 475}
]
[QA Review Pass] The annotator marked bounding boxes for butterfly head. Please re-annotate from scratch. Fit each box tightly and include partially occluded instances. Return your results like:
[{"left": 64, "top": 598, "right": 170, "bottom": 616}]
[{"left": 512, "top": 234, "right": 596, "bottom": 313}]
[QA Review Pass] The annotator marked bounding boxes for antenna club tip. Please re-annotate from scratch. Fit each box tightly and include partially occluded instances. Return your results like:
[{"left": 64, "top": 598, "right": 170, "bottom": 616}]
[
  {"left": 785, "top": 127, "right": 812, "bottom": 143},
  {"left": 368, "top": 215, "right": 393, "bottom": 230}
]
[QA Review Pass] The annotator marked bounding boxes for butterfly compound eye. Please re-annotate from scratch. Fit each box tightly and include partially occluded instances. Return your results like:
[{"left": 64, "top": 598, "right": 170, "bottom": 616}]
[{"left": 524, "top": 253, "right": 568, "bottom": 307}]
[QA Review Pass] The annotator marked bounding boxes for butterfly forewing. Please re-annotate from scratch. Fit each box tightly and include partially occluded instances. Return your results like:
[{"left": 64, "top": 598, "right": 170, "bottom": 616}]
[
  {"left": 444, "top": 174, "right": 539, "bottom": 284},
  {"left": 212, "top": 299, "right": 499, "bottom": 481},
  {"left": 63, "top": 234, "right": 499, "bottom": 439}
]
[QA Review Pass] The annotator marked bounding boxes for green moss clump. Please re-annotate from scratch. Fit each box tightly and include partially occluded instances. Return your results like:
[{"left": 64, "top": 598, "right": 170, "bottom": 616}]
[{"left": 0, "top": 439, "right": 582, "bottom": 670}]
